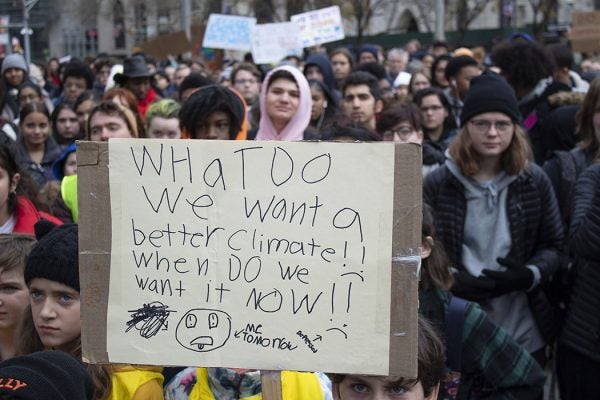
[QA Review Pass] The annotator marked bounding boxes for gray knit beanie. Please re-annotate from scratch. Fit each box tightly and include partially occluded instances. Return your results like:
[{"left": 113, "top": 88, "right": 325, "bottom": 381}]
[{"left": 2, "top": 53, "right": 28, "bottom": 74}]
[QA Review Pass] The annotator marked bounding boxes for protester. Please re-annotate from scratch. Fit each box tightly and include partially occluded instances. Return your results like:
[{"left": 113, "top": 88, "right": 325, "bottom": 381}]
[
  {"left": 0, "top": 144, "right": 61, "bottom": 234},
  {"left": 51, "top": 103, "right": 82, "bottom": 150},
  {"left": 329, "top": 48, "right": 354, "bottom": 89},
  {"left": 179, "top": 85, "right": 247, "bottom": 140},
  {"left": 74, "top": 90, "right": 100, "bottom": 137},
  {"left": 543, "top": 77, "right": 600, "bottom": 224},
  {"left": 444, "top": 55, "right": 480, "bottom": 127},
  {"left": 430, "top": 54, "right": 452, "bottom": 89},
  {"left": 88, "top": 101, "right": 140, "bottom": 141},
  {"left": 255, "top": 65, "right": 311, "bottom": 141},
  {"left": 386, "top": 48, "right": 409, "bottom": 81},
  {"left": 329, "top": 316, "right": 443, "bottom": 400},
  {"left": 424, "top": 72, "right": 563, "bottom": 367},
  {"left": 413, "top": 87, "right": 458, "bottom": 152},
  {"left": 231, "top": 62, "right": 262, "bottom": 106},
  {"left": 145, "top": 99, "right": 182, "bottom": 139},
  {"left": 20, "top": 221, "right": 164, "bottom": 399},
  {"left": 419, "top": 205, "right": 545, "bottom": 398},
  {"left": 304, "top": 53, "right": 339, "bottom": 100},
  {"left": 354, "top": 62, "right": 395, "bottom": 104},
  {"left": 309, "top": 80, "right": 338, "bottom": 134},
  {"left": 409, "top": 69, "right": 431, "bottom": 95},
  {"left": 0, "top": 234, "right": 35, "bottom": 361},
  {"left": 341, "top": 71, "right": 383, "bottom": 133},
  {"left": 557, "top": 162, "right": 600, "bottom": 399},
  {"left": 165, "top": 368, "right": 331, "bottom": 399},
  {"left": 15, "top": 102, "right": 61, "bottom": 186},
  {"left": 178, "top": 72, "right": 213, "bottom": 103},
  {"left": 53, "top": 59, "right": 94, "bottom": 107},
  {"left": 2, "top": 53, "right": 29, "bottom": 118},
  {"left": 17, "top": 82, "right": 42, "bottom": 111},
  {"left": 113, "top": 55, "right": 159, "bottom": 118},
  {"left": 0, "top": 350, "right": 94, "bottom": 399}
]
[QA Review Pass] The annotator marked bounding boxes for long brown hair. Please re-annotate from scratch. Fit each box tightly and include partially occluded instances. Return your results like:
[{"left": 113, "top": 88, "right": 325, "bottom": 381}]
[
  {"left": 17, "top": 306, "right": 112, "bottom": 399},
  {"left": 449, "top": 123, "right": 530, "bottom": 176},
  {"left": 576, "top": 77, "right": 600, "bottom": 159}
]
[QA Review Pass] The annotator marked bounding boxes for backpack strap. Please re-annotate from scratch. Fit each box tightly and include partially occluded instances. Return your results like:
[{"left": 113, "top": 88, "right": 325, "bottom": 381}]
[{"left": 446, "top": 296, "right": 468, "bottom": 372}]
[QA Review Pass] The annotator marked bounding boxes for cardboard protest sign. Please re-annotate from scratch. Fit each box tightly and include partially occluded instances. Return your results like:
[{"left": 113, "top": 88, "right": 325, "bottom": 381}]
[
  {"left": 78, "top": 140, "right": 421, "bottom": 377},
  {"left": 138, "top": 31, "right": 192, "bottom": 60},
  {"left": 291, "top": 6, "right": 345, "bottom": 48},
  {"left": 202, "top": 14, "right": 256, "bottom": 51},
  {"left": 251, "top": 22, "right": 301, "bottom": 64},
  {"left": 571, "top": 11, "right": 600, "bottom": 53}
]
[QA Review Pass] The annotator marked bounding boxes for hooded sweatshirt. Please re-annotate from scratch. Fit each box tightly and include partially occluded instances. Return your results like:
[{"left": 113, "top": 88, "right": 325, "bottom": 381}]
[{"left": 445, "top": 155, "right": 545, "bottom": 352}]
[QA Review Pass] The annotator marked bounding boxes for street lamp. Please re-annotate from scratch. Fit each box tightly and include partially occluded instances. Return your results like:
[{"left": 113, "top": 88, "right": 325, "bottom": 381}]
[{"left": 22, "top": 0, "right": 39, "bottom": 65}]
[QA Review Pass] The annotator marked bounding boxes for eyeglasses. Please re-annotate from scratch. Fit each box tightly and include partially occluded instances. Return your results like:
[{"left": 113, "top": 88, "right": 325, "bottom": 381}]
[
  {"left": 469, "top": 119, "right": 513, "bottom": 134},
  {"left": 420, "top": 105, "right": 444, "bottom": 113},
  {"left": 234, "top": 79, "right": 258, "bottom": 85},
  {"left": 382, "top": 126, "right": 416, "bottom": 141}
]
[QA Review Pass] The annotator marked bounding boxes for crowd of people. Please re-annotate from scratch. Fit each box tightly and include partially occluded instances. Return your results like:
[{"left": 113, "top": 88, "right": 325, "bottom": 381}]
[{"left": 0, "top": 33, "right": 599, "bottom": 399}]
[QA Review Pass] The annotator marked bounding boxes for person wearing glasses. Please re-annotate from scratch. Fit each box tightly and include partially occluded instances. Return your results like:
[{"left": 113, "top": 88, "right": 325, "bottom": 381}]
[{"left": 424, "top": 71, "right": 563, "bottom": 369}]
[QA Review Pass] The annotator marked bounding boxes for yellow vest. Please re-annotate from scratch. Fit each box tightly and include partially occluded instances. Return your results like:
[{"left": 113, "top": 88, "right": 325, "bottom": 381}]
[
  {"left": 61, "top": 174, "right": 78, "bottom": 223},
  {"left": 109, "top": 366, "right": 164, "bottom": 400},
  {"left": 189, "top": 369, "right": 325, "bottom": 400}
]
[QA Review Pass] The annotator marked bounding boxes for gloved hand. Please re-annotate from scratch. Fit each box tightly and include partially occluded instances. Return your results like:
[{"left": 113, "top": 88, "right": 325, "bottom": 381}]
[
  {"left": 451, "top": 270, "right": 497, "bottom": 302},
  {"left": 481, "top": 257, "right": 534, "bottom": 296}
]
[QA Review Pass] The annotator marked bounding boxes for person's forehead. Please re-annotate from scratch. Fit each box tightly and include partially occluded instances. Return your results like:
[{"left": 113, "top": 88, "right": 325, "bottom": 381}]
[
  {"left": 206, "top": 111, "right": 230, "bottom": 122},
  {"left": 128, "top": 77, "right": 149, "bottom": 84},
  {"left": 269, "top": 78, "right": 298, "bottom": 90},
  {"left": 65, "top": 76, "right": 86, "bottom": 83},
  {"left": 421, "top": 94, "right": 442, "bottom": 105},
  {"left": 91, "top": 112, "right": 126, "bottom": 125},
  {"left": 344, "top": 84, "right": 372, "bottom": 97}
]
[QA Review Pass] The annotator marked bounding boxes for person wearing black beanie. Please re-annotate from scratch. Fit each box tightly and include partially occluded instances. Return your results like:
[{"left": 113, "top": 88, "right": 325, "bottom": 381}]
[
  {"left": 0, "top": 350, "right": 94, "bottom": 399},
  {"left": 424, "top": 69, "right": 564, "bottom": 369},
  {"left": 20, "top": 220, "right": 165, "bottom": 399}
]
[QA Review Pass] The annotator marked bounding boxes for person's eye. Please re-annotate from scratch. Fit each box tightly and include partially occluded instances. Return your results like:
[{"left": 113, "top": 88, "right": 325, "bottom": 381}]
[
  {"left": 390, "top": 386, "right": 407, "bottom": 395},
  {"left": 58, "top": 293, "right": 74, "bottom": 304},
  {"left": 30, "top": 289, "right": 42, "bottom": 300},
  {"left": 497, "top": 121, "right": 512, "bottom": 130},
  {"left": 351, "top": 383, "right": 369, "bottom": 393},
  {"left": 0, "top": 285, "right": 18, "bottom": 294}
]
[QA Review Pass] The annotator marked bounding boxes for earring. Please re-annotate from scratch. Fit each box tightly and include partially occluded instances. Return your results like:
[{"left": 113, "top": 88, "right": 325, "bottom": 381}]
[{"left": 323, "top": 101, "right": 328, "bottom": 109}]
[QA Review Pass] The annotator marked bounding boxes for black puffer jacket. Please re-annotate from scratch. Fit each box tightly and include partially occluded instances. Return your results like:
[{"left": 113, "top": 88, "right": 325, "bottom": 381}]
[
  {"left": 424, "top": 162, "right": 564, "bottom": 342},
  {"left": 561, "top": 163, "right": 600, "bottom": 361}
]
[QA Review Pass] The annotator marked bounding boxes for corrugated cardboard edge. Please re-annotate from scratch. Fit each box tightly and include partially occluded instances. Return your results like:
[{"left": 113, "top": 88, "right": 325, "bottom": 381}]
[
  {"left": 78, "top": 141, "right": 110, "bottom": 363},
  {"left": 388, "top": 143, "right": 422, "bottom": 378},
  {"left": 78, "top": 141, "right": 422, "bottom": 372}
]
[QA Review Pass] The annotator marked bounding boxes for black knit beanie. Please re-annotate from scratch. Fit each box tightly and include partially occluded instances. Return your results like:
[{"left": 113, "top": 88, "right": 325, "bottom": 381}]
[
  {"left": 25, "top": 221, "right": 79, "bottom": 292},
  {"left": 0, "top": 350, "right": 94, "bottom": 399},
  {"left": 460, "top": 71, "right": 521, "bottom": 127}
]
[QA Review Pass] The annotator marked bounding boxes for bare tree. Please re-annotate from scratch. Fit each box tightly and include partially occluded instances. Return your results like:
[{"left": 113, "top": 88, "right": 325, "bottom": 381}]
[
  {"left": 253, "top": 0, "right": 277, "bottom": 22},
  {"left": 451, "top": 0, "right": 489, "bottom": 43},
  {"left": 528, "top": 0, "right": 558, "bottom": 40}
]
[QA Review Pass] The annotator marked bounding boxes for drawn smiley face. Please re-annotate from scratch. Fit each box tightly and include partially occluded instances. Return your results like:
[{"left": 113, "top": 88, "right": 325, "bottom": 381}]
[{"left": 175, "top": 309, "right": 232, "bottom": 352}]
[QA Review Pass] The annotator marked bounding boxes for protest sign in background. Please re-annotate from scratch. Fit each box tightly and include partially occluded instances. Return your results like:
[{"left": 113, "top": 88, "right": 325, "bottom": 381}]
[
  {"left": 290, "top": 6, "right": 345, "bottom": 48},
  {"left": 78, "top": 140, "right": 421, "bottom": 377},
  {"left": 202, "top": 14, "right": 256, "bottom": 51},
  {"left": 251, "top": 22, "right": 301, "bottom": 64},
  {"left": 571, "top": 11, "right": 600, "bottom": 53}
]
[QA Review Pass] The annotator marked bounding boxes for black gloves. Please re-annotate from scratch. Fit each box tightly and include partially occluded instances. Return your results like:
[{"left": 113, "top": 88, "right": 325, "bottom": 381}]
[
  {"left": 451, "top": 270, "right": 497, "bottom": 302},
  {"left": 482, "top": 257, "right": 534, "bottom": 296}
]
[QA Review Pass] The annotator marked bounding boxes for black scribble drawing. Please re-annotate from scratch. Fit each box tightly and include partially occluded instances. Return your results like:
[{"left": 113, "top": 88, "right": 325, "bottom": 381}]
[
  {"left": 126, "top": 302, "right": 174, "bottom": 339},
  {"left": 176, "top": 309, "right": 232, "bottom": 352}
]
